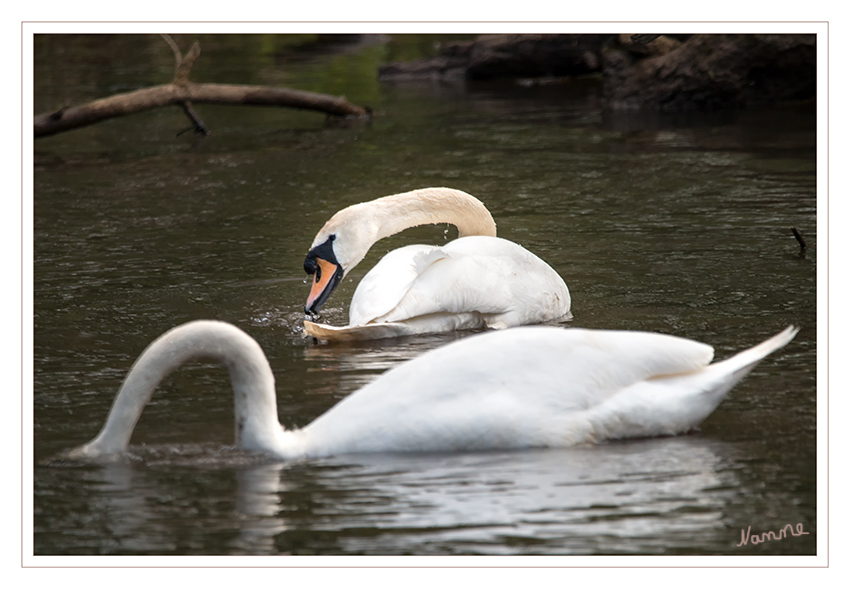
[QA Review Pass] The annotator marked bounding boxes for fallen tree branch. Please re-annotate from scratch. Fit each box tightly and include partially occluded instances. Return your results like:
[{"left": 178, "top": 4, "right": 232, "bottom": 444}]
[
  {"left": 34, "top": 83, "right": 370, "bottom": 137},
  {"left": 34, "top": 36, "right": 370, "bottom": 138}
]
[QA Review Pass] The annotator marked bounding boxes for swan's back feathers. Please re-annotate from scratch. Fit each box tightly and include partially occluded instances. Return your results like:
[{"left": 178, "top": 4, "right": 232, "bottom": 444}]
[
  {"left": 299, "top": 326, "right": 718, "bottom": 455},
  {"left": 339, "top": 327, "right": 717, "bottom": 411},
  {"left": 300, "top": 326, "right": 797, "bottom": 455},
  {"left": 346, "top": 236, "right": 570, "bottom": 329}
]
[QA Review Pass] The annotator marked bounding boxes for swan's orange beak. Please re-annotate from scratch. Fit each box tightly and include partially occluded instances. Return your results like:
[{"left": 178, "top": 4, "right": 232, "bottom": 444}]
[{"left": 305, "top": 257, "right": 343, "bottom": 315}]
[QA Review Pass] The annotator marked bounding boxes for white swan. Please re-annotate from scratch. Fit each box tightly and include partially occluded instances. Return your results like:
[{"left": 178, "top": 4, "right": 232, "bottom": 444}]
[
  {"left": 302, "top": 187, "right": 570, "bottom": 341},
  {"left": 68, "top": 320, "right": 797, "bottom": 460}
]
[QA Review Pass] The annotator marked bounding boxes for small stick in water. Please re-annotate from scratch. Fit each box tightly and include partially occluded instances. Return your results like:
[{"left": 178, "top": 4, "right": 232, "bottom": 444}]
[{"left": 791, "top": 227, "right": 807, "bottom": 252}]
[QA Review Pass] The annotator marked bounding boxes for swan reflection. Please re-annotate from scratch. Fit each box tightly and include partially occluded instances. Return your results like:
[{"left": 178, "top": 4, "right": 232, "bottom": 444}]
[
  {"left": 249, "top": 437, "right": 740, "bottom": 555},
  {"left": 230, "top": 436, "right": 808, "bottom": 555}
]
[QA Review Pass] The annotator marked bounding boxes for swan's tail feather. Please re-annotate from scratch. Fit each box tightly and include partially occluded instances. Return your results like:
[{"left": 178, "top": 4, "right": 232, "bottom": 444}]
[{"left": 711, "top": 325, "right": 799, "bottom": 381}]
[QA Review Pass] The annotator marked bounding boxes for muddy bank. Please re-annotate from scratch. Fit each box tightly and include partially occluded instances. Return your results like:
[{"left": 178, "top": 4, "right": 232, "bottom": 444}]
[{"left": 379, "top": 34, "right": 816, "bottom": 111}]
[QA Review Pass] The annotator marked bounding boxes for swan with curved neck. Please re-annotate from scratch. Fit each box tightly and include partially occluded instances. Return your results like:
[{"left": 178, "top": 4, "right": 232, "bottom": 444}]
[
  {"left": 68, "top": 320, "right": 798, "bottom": 460},
  {"left": 302, "top": 187, "right": 570, "bottom": 341}
]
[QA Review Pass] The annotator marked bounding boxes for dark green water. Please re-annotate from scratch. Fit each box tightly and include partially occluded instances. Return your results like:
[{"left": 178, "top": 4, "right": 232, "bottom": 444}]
[{"left": 32, "top": 34, "right": 817, "bottom": 556}]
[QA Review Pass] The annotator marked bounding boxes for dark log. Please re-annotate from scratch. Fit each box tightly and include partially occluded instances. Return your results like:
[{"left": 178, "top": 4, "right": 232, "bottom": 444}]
[
  {"left": 379, "top": 34, "right": 609, "bottom": 82},
  {"left": 34, "top": 36, "right": 370, "bottom": 138},
  {"left": 35, "top": 81, "right": 370, "bottom": 138}
]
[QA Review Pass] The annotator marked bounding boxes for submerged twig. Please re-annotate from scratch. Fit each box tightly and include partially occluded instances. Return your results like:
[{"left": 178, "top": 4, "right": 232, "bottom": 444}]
[
  {"left": 791, "top": 227, "right": 807, "bottom": 252},
  {"left": 178, "top": 101, "right": 210, "bottom": 136}
]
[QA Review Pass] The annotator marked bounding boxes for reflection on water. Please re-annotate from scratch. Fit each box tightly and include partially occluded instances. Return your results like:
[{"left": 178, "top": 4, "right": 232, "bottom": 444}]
[
  {"left": 32, "top": 35, "right": 816, "bottom": 556},
  {"left": 277, "top": 438, "right": 741, "bottom": 556},
  {"left": 36, "top": 437, "right": 811, "bottom": 555}
]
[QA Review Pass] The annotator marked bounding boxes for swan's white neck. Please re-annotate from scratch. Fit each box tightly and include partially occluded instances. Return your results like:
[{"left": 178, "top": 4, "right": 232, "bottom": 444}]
[
  {"left": 69, "top": 321, "right": 299, "bottom": 459},
  {"left": 312, "top": 187, "right": 498, "bottom": 274}
]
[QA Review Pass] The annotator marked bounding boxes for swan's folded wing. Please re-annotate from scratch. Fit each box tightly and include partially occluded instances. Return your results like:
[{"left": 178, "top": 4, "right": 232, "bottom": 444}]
[
  {"left": 558, "top": 329, "right": 716, "bottom": 403},
  {"left": 309, "top": 328, "right": 716, "bottom": 422},
  {"left": 299, "top": 326, "right": 718, "bottom": 454},
  {"left": 381, "top": 326, "right": 716, "bottom": 411},
  {"left": 348, "top": 245, "right": 450, "bottom": 326},
  {"left": 359, "top": 236, "right": 569, "bottom": 327}
]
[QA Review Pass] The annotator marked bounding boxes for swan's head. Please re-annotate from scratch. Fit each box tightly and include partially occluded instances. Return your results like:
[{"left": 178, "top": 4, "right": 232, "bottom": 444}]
[
  {"left": 303, "top": 187, "right": 494, "bottom": 315},
  {"left": 303, "top": 212, "right": 372, "bottom": 315},
  {"left": 304, "top": 233, "right": 346, "bottom": 315}
]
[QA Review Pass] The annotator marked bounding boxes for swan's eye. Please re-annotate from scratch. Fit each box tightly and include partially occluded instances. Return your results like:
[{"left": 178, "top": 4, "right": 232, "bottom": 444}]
[
  {"left": 303, "top": 254, "right": 318, "bottom": 275},
  {"left": 304, "top": 236, "right": 336, "bottom": 276}
]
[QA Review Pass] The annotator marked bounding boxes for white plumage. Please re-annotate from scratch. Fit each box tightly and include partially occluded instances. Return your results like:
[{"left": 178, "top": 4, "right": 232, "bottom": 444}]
[
  {"left": 302, "top": 188, "right": 570, "bottom": 341},
  {"left": 68, "top": 320, "right": 797, "bottom": 461}
]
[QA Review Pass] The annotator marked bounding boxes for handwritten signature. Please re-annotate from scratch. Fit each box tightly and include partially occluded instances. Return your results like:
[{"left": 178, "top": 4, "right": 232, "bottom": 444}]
[{"left": 737, "top": 523, "right": 810, "bottom": 547}]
